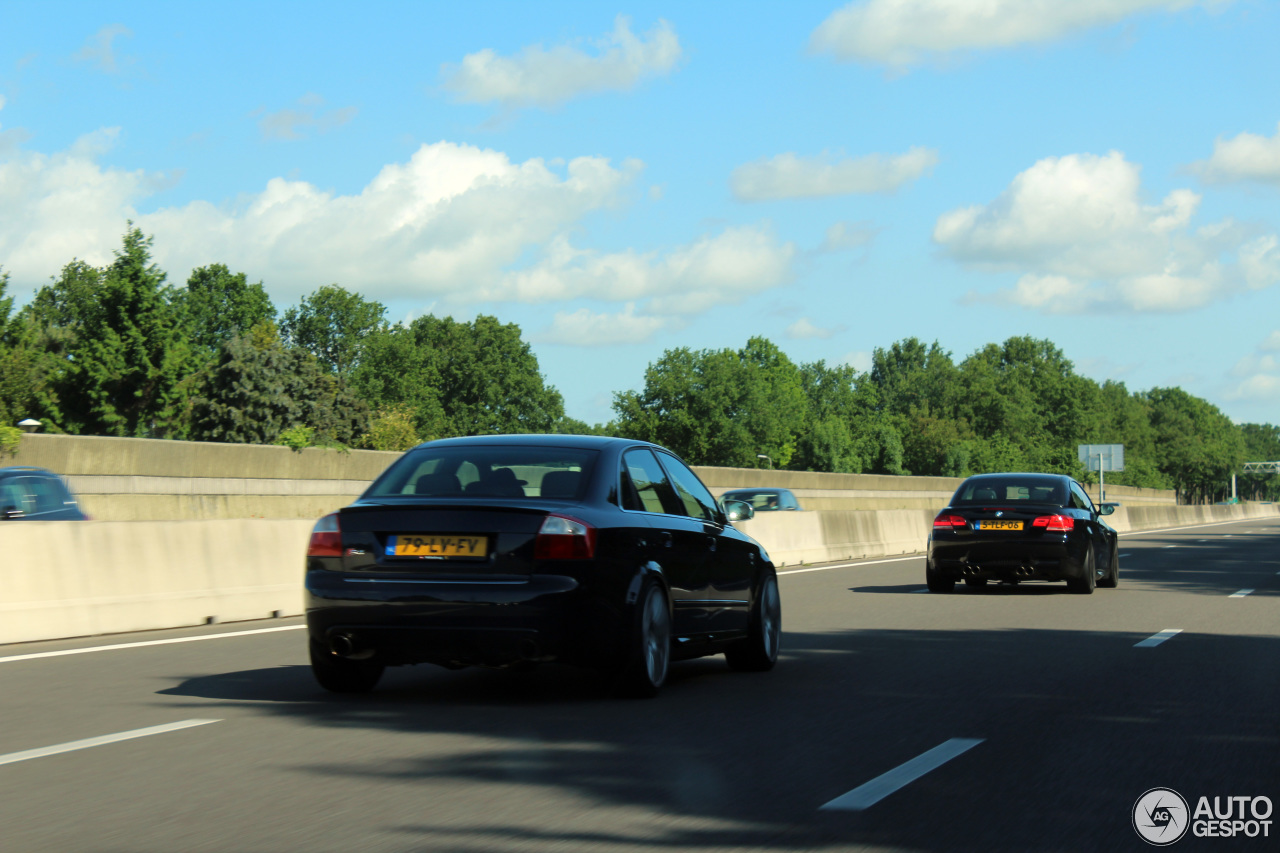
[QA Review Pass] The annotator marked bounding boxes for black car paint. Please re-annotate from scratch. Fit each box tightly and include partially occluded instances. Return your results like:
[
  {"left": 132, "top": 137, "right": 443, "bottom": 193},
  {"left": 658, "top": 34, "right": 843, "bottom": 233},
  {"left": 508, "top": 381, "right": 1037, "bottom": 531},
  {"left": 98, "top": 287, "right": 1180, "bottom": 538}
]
[
  {"left": 304, "top": 435, "right": 773, "bottom": 673},
  {"left": 927, "top": 472, "right": 1117, "bottom": 589}
]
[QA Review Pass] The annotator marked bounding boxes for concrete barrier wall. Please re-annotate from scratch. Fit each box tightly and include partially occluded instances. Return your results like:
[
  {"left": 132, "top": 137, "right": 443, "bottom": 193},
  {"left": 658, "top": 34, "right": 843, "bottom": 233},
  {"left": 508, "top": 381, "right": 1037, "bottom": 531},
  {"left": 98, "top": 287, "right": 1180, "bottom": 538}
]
[
  {"left": 1, "top": 501, "right": 1275, "bottom": 646},
  {"left": 0, "top": 520, "right": 311, "bottom": 646},
  {"left": 740, "top": 501, "right": 1280, "bottom": 568},
  {"left": 9, "top": 433, "right": 400, "bottom": 521}
]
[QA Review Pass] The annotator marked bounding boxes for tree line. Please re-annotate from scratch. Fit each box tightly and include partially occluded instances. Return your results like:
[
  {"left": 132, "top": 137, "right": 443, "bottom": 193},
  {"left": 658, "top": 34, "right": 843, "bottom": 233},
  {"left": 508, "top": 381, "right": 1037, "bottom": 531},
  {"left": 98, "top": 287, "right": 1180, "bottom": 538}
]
[{"left": 1, "top": 226, "right": 1276, "bottom": 503}]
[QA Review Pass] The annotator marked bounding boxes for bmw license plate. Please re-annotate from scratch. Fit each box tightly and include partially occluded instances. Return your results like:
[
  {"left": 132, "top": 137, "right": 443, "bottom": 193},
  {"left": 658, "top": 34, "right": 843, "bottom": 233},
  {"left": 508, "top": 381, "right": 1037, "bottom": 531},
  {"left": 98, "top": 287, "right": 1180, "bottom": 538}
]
[
  {"left": 387, "top": 535, "right": 488, "bottom": 558},
  {"left": 976, "top": 520, "right": 1023, "bottom": 531}
]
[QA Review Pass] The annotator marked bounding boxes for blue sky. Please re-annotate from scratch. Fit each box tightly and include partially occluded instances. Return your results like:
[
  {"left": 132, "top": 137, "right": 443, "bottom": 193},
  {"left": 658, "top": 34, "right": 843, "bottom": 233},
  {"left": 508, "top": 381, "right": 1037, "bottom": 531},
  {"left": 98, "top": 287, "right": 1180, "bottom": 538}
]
[{"left": 3, "top": 1, "right": 1279, "bottom": 428}]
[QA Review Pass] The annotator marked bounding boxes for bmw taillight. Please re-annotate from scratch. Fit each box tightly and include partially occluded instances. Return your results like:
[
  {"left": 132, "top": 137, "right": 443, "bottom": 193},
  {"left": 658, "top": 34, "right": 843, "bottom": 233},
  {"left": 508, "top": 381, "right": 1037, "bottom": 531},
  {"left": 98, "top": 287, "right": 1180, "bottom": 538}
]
[
  {"left": 933, "top": 514, "right": 967, "bottom": 529},
  {"left": 534, "top": 513, "right": 597, "bottom": 560},
  {"left": 308, "top": 512, "right": 343, "bottom": 556},
  {"left": 1032, "top": 514, "right": 1074, "bottom": 532}
]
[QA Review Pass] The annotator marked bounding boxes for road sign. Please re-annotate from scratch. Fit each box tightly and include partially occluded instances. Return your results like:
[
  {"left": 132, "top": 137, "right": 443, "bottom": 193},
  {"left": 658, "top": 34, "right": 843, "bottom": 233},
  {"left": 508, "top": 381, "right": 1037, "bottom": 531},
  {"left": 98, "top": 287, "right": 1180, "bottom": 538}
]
[{"left": 1078, "top": 444, "right": 1124, "bottom": 473}]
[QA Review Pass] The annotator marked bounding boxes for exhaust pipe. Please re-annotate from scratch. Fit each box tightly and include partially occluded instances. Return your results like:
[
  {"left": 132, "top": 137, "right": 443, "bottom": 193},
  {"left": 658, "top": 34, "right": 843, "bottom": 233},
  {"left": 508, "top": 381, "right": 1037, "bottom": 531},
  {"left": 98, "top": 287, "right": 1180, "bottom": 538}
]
[{"left": 329, "top": 633, "right": 356, "bottom": 657}]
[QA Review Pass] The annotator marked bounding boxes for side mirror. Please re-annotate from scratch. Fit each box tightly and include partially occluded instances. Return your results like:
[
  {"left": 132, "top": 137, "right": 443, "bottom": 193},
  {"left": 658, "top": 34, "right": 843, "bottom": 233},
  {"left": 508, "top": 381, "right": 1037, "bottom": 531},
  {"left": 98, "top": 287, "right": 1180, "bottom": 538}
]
[
  {"left": 1098, "top": 502, "right": 1119, "bottom": 516},
  {"left": 722, "top": 499, "right": 754, "bottom": 522}
]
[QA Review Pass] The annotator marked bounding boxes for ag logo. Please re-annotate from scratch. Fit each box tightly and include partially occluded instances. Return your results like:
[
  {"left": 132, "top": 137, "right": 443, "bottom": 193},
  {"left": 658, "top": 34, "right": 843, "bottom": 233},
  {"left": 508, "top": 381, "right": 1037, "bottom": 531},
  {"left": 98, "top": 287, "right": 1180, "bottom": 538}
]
[{"left": 1134, "top": 788, "right": 1190, "bottom": 845}]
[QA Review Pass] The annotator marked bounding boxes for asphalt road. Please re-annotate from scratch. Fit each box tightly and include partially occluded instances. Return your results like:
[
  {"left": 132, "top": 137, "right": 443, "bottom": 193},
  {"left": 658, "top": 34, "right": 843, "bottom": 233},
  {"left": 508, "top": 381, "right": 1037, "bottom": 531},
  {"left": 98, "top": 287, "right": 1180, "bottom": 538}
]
[{"left": 1, "top": 517, "right": 1277, "bottom": 852}]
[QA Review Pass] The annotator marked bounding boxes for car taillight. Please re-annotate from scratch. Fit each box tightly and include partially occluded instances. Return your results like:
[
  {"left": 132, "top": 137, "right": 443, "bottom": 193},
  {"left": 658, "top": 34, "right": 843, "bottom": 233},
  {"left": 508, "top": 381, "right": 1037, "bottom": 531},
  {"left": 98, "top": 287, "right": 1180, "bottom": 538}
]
[
  {"left": 534, "top": 513, "right": 596, "bottom": 560},
  {"left": 1032, "top": 514, "right": 1074, "bottom": 532},
  {"left": 308, "top": 512, "right": 343, "bottom": 556},
  {"left": 933, "top": 514, "right": 966, "bottom": 529}
]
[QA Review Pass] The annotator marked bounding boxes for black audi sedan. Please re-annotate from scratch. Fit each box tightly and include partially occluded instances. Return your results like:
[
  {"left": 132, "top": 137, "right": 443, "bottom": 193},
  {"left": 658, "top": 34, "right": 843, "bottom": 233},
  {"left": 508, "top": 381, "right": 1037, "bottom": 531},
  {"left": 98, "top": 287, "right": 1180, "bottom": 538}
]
[
  {"left": 304, "top": 435, "right": 780, "bottom": 697},
  {"left": 926, "top": 472, "right": 1118, "bottom": 594}
]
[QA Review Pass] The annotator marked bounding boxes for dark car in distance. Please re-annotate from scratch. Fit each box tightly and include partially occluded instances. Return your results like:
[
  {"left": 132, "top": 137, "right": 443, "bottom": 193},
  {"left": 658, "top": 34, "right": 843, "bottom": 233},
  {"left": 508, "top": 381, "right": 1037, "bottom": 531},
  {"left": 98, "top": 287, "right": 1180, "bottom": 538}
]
[
  {"left": 720, "top": 487, "right": 802, "bottom": 512},
  {"left": 0, "top": 467, "right": 88, "bottom": 521},
  {"left": 926, "top": 472, "right": 1118, "bottom": 594},
  {"left": 304, "top": 435, "right": 780, "bottom": 697}
]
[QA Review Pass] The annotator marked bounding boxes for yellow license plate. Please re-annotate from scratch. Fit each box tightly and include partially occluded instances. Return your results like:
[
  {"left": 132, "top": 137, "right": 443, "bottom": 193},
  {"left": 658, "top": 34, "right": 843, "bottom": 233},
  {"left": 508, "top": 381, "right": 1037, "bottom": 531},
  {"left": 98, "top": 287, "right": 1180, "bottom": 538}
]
[
  {"left": 978, "top": 520, "right": 1023, "bottom": 531},
  {"left": 388, "top": 535, "right": 488, "bottom": 558}
]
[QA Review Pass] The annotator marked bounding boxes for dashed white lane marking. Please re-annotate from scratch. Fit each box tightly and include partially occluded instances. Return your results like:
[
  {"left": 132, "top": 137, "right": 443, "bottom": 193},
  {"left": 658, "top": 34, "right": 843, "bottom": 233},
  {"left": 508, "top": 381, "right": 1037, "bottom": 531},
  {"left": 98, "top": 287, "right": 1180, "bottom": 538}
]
[
  {"left": 1163, "top": 545, "right": 1178, "bottom": 549},
  {"left": 821, "top": 738, "right": 984, "bottom": 811},
  {"left": 1135, "top": 629, "right": 1182, "bottom": 648},
  {"left": 0, "top": 719, "right": 221, "bottom": 767},
  {"left": 0, "top": 625, "right": 305, "bottom": 664},
  {"left": 1229, "top": 589, "right": 1255, "bottom": 598},
  {"left": 779, "top": 555, "right": 919, "bottom": 576}
]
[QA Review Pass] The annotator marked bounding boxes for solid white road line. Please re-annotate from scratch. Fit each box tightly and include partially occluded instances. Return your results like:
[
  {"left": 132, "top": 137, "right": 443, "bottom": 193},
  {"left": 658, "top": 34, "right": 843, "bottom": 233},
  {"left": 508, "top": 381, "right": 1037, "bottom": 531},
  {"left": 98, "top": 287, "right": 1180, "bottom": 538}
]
[
  {"left": 0, "top": 719, "right": 221, "bottom": 767},
  {"left": 778, "top": 555, "right": 919, "bottom": 576},
  {"left": 1135, "top": 629, "right": 1182, "bottom": 648},
  {"left": 1229, "top": 589, "right": 1255, "bottom": 598},
  {"left": 0, "top": 625, "right": 305, "bottom": 664},
  {"left": 820, "top": 738, "right": 985, "bottom": 811}
]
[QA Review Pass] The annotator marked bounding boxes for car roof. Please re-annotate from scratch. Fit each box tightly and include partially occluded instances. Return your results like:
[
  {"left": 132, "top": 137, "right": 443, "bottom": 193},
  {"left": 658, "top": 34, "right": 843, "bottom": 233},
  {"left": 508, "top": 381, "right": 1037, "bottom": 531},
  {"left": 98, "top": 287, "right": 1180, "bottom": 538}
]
[
  {"left": 961, "top": 472, "right": 1071, "bottom": 483},
  {"left": 0, "top": 466, "right": 63, "bottom": 478},
  {"left": 409, "top": 434, "right": 667, "bottom": 452}
]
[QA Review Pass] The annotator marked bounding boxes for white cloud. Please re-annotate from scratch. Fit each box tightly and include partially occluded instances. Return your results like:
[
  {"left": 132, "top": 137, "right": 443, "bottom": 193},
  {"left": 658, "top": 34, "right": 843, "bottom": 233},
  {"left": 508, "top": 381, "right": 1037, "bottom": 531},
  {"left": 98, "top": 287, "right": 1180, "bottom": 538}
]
[
  {"left": 811, "top": 0, "right": 1208, "bottom": 68},
  {"left": 441, "top": 16, "right": 681, "bottom": 109},
  {"left": 74, "top": 24, "right": 134, "bottom": 74},
  {"left": 1192, "top": 122, "right": 1280, "bottom": 186},
  {"left": 839, "top": 350, "right": 873, "bottom": 373},
  {"left": 821, "top": 220, "right": 879, "bottom": 252},
  {"left": 534, "top": 303, "right": 669, "bottom": 346},
  {"left": 484, "top": 225, "right": 795, "bottom": 315},
  {"left": 731, "top": 147, "right": 937, "bottom": 201},
  {"left": 0, "top": 132, "right": 793, "bottom": 321},
  {"left": 785, "top": 317, "right": 845, "bottom": 339},
  {"left": 935, "top": 150, "right": 1280, "bottom": 313},
  {"left": 258, "top": 94, "right": 358, "bottom": 141},
  {"left": 1225, "top": 334, "right": 1280, "bottom": 402}
]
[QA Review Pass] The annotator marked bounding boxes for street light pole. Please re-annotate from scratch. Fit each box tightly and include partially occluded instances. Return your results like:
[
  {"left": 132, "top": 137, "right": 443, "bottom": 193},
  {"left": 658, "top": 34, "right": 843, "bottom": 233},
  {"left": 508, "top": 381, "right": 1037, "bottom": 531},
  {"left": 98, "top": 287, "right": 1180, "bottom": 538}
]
[{"left": 756, "top": 454, "right": 772, "bottom": 469}]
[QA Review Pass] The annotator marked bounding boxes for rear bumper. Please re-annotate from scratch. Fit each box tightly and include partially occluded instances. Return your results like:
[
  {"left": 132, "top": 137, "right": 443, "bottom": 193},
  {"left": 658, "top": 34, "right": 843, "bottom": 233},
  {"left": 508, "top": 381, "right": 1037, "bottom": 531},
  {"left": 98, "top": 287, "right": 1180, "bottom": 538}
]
[
  {"left": 928, "top": 536, "right": 1087, "bottom": 583},
  {"left": 305, "top": 571, "right": 619, "bottom": 667}
]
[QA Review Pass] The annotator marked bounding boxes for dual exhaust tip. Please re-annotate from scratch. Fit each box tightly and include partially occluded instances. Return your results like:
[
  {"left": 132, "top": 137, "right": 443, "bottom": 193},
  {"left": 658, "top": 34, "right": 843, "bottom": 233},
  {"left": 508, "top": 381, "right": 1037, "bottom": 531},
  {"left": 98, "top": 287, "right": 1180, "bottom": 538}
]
[{"left": 961, "top": 564, "right": 1035, "bottom": 578}]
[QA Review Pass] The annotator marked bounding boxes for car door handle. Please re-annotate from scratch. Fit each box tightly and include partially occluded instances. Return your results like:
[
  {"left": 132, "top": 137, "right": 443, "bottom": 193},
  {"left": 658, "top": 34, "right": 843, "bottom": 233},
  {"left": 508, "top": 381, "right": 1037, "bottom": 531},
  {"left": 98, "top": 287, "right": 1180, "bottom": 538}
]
[
  {"left": 706, "top": 536, "right": 716, "bottom": 552},
  {"left": 658, "top": 531, "right": 673, "bottom": 548}
]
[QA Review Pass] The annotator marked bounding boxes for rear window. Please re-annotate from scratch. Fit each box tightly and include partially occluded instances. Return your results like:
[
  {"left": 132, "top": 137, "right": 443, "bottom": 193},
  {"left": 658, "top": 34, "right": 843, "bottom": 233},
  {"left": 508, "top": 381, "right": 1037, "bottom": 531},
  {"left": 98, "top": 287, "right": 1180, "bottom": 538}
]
[
  {"left": 723, "top": 489, "right": 797, "bottom": 510},
  {"left": 951, "top": 477, "right": 1066, "bottom": 506},
  {"left": 364, "top": 445, "right": 598, "bottom": 501}
]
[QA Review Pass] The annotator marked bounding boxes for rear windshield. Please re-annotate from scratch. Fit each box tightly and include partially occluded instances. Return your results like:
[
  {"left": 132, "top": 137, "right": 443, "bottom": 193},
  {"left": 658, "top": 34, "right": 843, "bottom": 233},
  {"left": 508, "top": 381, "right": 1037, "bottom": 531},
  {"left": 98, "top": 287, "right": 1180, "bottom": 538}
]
[
  {"left": 364, "top": 445, "right": 598, "bottom": 501},
  {"left": 951, "top": 477, "right": 1066, "bottom": 506}
]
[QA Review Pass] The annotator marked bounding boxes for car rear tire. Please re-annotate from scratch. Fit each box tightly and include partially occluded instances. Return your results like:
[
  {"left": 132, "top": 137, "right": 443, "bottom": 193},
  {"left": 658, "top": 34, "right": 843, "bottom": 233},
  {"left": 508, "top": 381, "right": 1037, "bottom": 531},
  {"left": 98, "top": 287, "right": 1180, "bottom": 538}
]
[
  {"left": 1067, "top": 548, "right": 1096, "bottom": 595},
  {"left": 309, "top": 639, "right": 385, "bottom": 693},
  {"left": 726, "top": 570, "right": 780, "bottom": 672},
  {"left": 1098, "top": 543, "right": 1119, "bottom": 588},
  {"left": 615, "top": 578, "right": 671, "bottom": 698},
  {"left": 926, "top": 567, "right": 955, "bottom": 593}
]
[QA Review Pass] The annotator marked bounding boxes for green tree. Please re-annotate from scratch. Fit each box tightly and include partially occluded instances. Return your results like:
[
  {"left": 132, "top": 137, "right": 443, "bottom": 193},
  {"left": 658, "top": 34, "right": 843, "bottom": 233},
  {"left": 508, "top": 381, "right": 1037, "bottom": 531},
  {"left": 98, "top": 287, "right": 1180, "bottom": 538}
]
[
  {"left": 413, "top": 314, "right": 565, "bottom": 437},
  {"left": 190, "top": 323, "right": 369, "bottom": 446},
  {"left": 613, "top": 337, "right": 808, "bottom": 467},
  {"left": 1145, "top": 387, "right": 1244, "bottom": 503},
  {"left": 179, "top": 264, "right": 276, "bottom": 358},
  {"left": 281, "top": 284, "right": 386, "bottom": 378},
  {"left": 35, "top": 227, "right": 192, "bottom": 437}
]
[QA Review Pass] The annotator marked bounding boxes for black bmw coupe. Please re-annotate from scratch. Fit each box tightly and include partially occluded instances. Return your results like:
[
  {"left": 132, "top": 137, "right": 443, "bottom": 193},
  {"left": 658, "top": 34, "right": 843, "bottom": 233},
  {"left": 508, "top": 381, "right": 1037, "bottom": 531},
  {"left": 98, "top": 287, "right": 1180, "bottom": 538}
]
[
  {"left": 304, "top": 434, "right": 780, "bottom": 697},
  {"left": 926, "top": 472, "right": 1119, "bottom": 594}
]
